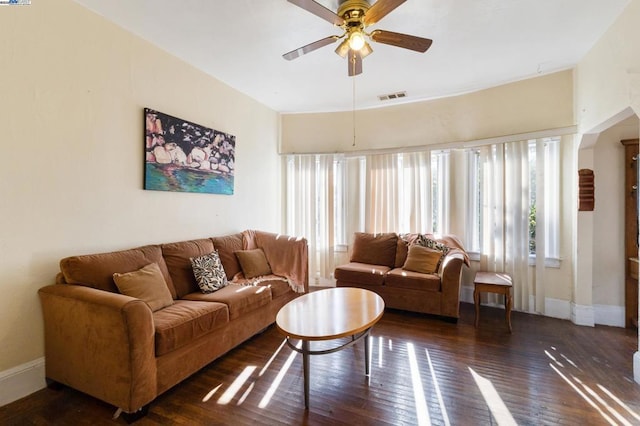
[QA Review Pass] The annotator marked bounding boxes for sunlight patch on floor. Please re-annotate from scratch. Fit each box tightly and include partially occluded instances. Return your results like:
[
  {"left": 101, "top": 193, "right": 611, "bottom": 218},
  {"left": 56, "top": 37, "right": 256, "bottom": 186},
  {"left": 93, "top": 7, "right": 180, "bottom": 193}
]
[
  {"left": 549, "top": 363, "right": 618, "bottom": 425},
  {"left": 260, "top": 339, "right": 287, "bottom": 377},
  {"left": 406, "top": 342, "right": 431, "bottom": 426},
  {"left": 573, "top": 376, "right": 633, "bottom": 426},
  {"left": 217, "top": 366, "right": 256, "bottom": 405},
  {"left": 202, "top": 384, "right": 222, "bottom": 402},
  {"left": 546, "top": 347, "right": 640, "bottom": 425},
  {"left": 259, "top": 342, "right": 301, "bottom": 409},
  {"left": 238, "top": 382, "right": 255, "bottom": 405},
  {"left": 468, "top": 367, "right": 517, "bottom": 426},
  {"left": 425, "top": 349, "right": 450, "bottom": 426},
  {"left": 597, "top": 384, "right": 640, "bottom": 422}
]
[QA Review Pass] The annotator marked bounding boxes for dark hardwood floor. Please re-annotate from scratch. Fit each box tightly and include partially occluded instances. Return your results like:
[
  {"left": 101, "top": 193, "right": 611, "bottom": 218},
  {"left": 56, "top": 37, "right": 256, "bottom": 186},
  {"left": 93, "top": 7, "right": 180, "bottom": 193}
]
[{"left": 2, "top": 302, "right": 639, "bottom": 425}]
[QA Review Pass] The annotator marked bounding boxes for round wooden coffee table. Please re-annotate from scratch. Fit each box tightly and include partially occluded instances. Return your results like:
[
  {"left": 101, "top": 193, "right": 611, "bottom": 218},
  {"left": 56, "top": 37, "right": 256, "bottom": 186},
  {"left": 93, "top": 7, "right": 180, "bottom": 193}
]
[{"left": 276, "top": 287, "right": 385, "bottom": 409}]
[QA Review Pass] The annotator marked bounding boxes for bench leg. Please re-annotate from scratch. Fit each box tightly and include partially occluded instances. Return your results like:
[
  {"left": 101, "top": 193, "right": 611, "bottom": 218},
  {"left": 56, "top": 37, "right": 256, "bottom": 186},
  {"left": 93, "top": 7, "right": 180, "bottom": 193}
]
[
  {"left": 474, "top": 287, "right": 480, "bottom": 327},
  {"left": 505, "top": 293, "right": 513, "bottom": 333}
]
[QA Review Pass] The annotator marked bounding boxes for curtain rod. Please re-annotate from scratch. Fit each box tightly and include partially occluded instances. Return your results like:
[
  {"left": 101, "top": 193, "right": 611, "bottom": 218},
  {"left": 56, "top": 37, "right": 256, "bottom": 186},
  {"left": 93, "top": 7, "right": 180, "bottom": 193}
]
[{"left": 279, "top": 125, "right": 577, "bottom": 157}]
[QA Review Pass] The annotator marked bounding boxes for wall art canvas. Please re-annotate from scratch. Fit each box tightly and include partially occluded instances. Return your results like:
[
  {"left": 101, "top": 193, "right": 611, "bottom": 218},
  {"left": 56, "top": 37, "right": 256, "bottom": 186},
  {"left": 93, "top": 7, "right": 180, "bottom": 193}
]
[{"left": 144, "top": 108, "right": 235, "bottom": 195}]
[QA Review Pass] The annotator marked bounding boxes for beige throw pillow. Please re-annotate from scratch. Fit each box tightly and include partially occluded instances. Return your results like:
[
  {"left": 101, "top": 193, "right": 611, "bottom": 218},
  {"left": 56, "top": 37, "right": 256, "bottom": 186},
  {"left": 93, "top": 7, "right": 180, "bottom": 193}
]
[
  {"left": 235, "top": 248, "right": 272, "bottom": 279},
  {"left": 402, "top": 245, "right": 443, "bottom": 274},
  {"left": 113, "top": 262, "right": 174, "bottom": 311}
]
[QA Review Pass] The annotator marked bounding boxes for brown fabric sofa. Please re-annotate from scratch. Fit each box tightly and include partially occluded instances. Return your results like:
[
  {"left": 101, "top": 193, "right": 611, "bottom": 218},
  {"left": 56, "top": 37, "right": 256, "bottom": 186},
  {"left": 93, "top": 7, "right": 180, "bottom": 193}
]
[
  {"left": 334, "top": 232, "right": 468, "bottom": 320},
  {"left": 38, "top": 230, "right": 308, "bottom": 418}
]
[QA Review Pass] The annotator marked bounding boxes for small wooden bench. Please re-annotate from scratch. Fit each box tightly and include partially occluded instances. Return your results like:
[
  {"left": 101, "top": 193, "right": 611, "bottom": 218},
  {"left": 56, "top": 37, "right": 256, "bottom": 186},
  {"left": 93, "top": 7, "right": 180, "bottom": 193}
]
[{"left": 473, "top": 271, "right": 513, "bottom": 333}]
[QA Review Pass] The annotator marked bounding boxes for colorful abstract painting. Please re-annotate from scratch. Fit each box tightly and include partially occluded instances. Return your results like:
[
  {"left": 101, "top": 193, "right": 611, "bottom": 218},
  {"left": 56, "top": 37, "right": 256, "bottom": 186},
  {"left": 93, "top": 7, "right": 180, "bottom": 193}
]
[{"left": 144, "top": 108, "right": 235, "bottom": 195}]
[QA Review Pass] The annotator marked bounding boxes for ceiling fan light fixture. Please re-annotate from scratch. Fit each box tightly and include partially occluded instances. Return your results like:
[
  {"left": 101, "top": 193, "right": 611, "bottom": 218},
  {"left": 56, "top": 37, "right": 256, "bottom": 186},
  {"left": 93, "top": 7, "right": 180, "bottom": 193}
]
[
  {"left": 348, "top": 31, "right": 366, "bottom": 51},
  {"left": 360, "top": 42, "right": 373, "bottom": 58},
  {"left": 284, "top": 0, "right": 433, "bottom": 77},
  {"left": 335, "top": 39, "right": 350, "bottom": 58}
]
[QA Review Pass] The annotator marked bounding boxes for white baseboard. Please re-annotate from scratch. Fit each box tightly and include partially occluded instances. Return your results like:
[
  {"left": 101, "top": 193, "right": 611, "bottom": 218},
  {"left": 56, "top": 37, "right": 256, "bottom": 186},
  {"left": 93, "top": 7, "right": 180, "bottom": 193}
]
[
  {"left": 544, "top": 298, "right": 571, "bottom": 320},
  {"left": 463, "top": 287, "right": 572, "bottom": 321},
  {"left": 593, "top": 304, "right": 625, "bottom": 327},
  {"left": 571, "top": 302, "right": 595, "bottom": 327},
  {"left": 634, "top": 352, "right": 640, "bottom": 385},
  {"left": 0, "top": 357, "right": 46, "bottom": 407},
  {"left": 460, "top": 285, "right": 474, "bottom": 303}
]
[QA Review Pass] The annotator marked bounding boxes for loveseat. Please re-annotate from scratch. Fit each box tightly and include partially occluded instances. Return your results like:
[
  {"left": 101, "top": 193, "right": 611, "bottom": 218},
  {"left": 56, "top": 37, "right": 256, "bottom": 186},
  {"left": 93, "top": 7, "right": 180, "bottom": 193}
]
[
  {"left": 38, "top": 230, "right": 308, "bottom": 419},
  {"left": 334, "top": 232, "right": 468, "bottom": 320}
]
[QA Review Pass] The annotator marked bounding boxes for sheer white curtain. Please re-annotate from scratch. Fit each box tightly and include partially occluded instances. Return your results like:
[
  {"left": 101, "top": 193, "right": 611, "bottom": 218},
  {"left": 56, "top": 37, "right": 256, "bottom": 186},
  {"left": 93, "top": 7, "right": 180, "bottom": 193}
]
[
  {"left": 365, "top": 153, "right": 400, "bottom": 233},
  {"left": 364, "top": 151, "right": 432, "bottom": 234},
  {"left": 285, "top": 149, "right": 450, "bottom": 281},
  {"left": 479, "top": 141, "right": 533, "bottom": 312},
  {"left": 403, "top": 152, "right": 432, "bottom": 233},
  {"left": 285, "top": 154, "right": 343, "bottom": 281}
]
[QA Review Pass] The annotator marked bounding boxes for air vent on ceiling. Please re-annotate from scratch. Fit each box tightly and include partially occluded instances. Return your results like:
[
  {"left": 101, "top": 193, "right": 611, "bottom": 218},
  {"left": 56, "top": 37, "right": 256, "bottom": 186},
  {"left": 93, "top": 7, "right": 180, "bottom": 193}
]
[{"left": 378, "top": 91, "right": 407, "bottom": 101}]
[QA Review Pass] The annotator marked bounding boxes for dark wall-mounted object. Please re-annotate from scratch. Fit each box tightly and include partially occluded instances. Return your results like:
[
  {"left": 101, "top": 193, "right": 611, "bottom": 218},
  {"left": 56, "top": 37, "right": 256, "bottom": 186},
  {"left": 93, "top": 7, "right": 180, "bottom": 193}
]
[
  {"left": 578, "top": 169, "right": 594, "bottom": 211},
  {"left": 621, "top": 138, "right": 639, "bottom": 328}
]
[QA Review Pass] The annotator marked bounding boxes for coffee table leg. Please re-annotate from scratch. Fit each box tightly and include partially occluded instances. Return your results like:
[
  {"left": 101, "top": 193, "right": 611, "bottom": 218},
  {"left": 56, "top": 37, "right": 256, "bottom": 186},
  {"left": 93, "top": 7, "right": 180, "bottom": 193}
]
[
  {"left": 302, "top": 340, "right": 310, "bottom": 409},
  {"left": 364, "top": 333, "right": 370, "bottom": 376}
]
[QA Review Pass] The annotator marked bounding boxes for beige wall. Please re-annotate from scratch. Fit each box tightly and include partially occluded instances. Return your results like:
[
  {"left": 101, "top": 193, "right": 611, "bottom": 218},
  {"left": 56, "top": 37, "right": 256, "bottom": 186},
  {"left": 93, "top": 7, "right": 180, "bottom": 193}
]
[
  {"left": 0, "top": 0, "right": 281, "bottom": 374},
  {"left": 575, "top": 0, "right": 640, "bottom": 133},
  {"left": 592, "top": 121, "right": 639, "bottom": 307},
  {"left": 574, "top": 0, "right": 640, "bottom": 331},
  {"left": 281, "top": 70, "right": 574, "bottom": 153}
]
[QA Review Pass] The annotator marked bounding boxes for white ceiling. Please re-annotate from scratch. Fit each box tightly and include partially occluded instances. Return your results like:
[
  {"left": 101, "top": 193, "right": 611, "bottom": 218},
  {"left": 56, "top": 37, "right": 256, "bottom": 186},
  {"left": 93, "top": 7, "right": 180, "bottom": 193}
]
[{"left": 73, "top": 0, "right": 630, "bottom": 114}]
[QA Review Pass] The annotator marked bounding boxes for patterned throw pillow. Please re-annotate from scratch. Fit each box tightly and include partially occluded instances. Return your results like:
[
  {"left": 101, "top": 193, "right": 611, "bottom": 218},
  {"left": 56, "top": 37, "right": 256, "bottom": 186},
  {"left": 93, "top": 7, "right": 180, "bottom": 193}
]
[
  {"left": 413, "top": 234, "right": 450, "bottom": 271},
  {"left": 190, "top": 250, "right": 228, "bottom": 293}
]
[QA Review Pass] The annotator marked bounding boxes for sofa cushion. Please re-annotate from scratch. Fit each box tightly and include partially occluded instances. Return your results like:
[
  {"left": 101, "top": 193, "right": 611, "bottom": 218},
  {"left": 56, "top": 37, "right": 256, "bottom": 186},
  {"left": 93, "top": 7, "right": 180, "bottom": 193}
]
[
  {"left": 182, "top": 283, "right": 272, "bottom": 320},
  {"left": 60, "top": 244, "right": 177, "bottom": 298},
  {"left": 190, "top": 251, "right": 228, "bottom": 293},
  {"left": 385, "top": 268, "right": 441, "bottom": 292},
  {"left": 334, "top": 262, "right": 390, "bottom": 286},
  {"left": 211, "top": 233, "right": 244, "bottom": 279},
  {"left": 112, "top": 263, "right": 174, "bottom": 312},
  {"left": 251, "top": 277, "right": 292, "bottom": 298},
  {"left": 153, "top": 300, "right": 229, "bottom": 356},
  {"left": 235, "top": 249, "right": 272, "bottom": 279},
  {"left": 395, "top": 238, "right": 409, "bottom": 268},
  {"left": 351, "top": 233, "right": 398, "bottom": 268},
  {"left": 162, "top": 239, "right": 215, "bottom": 298},
  {"left": 402, "top": 245, "right": 443, "bottom": 274}
]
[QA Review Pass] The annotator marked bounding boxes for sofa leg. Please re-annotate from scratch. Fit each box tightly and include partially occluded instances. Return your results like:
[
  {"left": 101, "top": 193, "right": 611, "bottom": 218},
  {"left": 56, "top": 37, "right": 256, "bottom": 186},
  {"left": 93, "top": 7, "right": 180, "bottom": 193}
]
[{"left": 114, "top": 405, "right": 149, "bottom": 423}]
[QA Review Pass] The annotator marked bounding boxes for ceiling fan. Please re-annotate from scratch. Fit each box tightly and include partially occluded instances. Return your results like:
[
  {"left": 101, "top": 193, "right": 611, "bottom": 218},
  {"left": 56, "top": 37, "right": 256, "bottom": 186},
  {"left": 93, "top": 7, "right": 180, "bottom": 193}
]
[{"left": 283, "top": 0, "right": 433, "bottom": 76}]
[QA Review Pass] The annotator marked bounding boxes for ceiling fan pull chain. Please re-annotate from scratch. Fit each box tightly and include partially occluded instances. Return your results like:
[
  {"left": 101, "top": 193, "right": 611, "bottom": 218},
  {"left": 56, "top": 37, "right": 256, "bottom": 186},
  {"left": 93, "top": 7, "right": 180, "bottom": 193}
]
[{"left": 352, "top": 71, "right": 356, "bottom": 147}]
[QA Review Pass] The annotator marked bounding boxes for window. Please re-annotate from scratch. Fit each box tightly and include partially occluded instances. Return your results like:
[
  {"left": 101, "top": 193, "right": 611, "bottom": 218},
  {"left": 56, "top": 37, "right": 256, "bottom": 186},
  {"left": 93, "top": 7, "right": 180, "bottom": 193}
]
[
  {"left": 431, "top": 151, "right": 450, "bottom": 235},
  {"left": 466, "top": 149, "right": 482, "bottom": 253},
  {"left": 527, "top": 138, "right": 560, "bottom": 258},
  {"left": 466, "top": 137, "right": 560, "bottom": 263}
]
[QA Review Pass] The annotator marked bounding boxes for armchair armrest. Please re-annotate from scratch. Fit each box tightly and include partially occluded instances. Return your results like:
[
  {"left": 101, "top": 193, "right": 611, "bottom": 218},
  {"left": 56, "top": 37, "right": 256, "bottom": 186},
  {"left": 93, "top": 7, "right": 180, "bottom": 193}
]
[
  {"left": 439, "top": 254, "right": 465, "bottom": 318},
  {"left": 38, "top": 284, "right": 156, "bottom": 413}
]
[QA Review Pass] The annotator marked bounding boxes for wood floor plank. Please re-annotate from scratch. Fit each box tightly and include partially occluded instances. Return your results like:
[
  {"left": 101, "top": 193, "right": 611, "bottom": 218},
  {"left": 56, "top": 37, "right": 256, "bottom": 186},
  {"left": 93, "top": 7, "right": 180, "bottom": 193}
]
[{"left": 1, "top": 302, "right": 639, "bottom": 425}]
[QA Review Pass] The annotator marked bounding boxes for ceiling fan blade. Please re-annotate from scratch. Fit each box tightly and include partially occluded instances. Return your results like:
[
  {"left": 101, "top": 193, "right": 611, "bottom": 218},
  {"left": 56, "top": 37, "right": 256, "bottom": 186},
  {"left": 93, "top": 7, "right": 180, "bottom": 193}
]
[
  {"left": 283, "top": 35, "right": 340, "bottom": 60},
  {"left": 347, "top": 50, "right": 362, "bottom": 76},
  {"left": 370, "top": 30, "right": 433, "bottom": 53},
  {"left": 287, "top": 0, "right": 345, "bottom": 26},
  {"left": 363, "top": 0, "right": 406, "bottom": 26}
]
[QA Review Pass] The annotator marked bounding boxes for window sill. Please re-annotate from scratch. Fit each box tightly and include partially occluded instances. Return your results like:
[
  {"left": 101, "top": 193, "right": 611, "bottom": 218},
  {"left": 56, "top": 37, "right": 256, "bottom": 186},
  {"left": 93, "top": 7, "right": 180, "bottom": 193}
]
[{"left": 467, "top": 251, "right": 561, "bottom": 268}]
